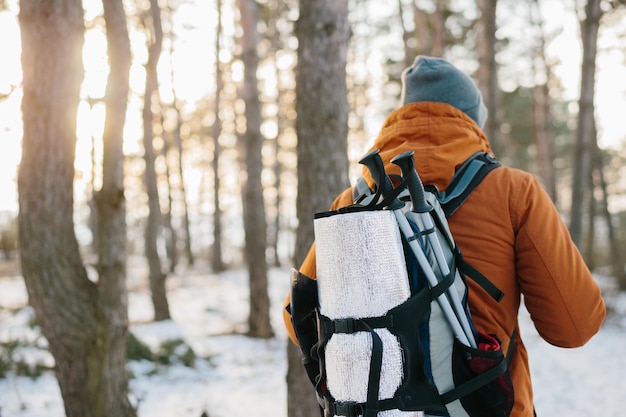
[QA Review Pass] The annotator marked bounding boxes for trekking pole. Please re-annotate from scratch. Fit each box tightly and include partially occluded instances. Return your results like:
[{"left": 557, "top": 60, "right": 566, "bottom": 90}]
[
  {"left": 359, "top": 150, "right": 471, "bottom": 347},
  {"left": 391, "top": 151, "right": 477, "bottom": 348}
]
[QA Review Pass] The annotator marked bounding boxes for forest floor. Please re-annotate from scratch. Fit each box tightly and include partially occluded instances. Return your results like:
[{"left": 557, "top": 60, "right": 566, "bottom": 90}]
[{"left": 1, "top": 257, "right": 625, "bottom": 417}]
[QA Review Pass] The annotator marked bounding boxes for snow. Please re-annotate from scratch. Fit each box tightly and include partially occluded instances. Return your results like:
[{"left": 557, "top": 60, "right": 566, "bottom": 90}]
[{"left": 1, "top": 260, "right": 625, "bottom": 417}]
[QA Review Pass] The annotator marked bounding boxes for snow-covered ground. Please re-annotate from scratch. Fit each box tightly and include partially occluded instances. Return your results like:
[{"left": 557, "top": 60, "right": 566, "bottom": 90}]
[{"left": 0, "top": 260, "right": 624, "bottom": 417}]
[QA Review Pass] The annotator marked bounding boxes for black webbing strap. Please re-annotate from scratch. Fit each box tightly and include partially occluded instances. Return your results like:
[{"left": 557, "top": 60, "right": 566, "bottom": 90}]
[
  {"left": 455, "top": 248, "right": 504, "bottom": 302},
  {"left": 317, "top": 315, "right": 384, "bottom": 417},
  {"left": 440, "top": 328, "right": 518, "bottom": 405},
  {"left": 440, "top": 353, "right": 507, "bottom": 404},
  {"left": 316, "top": 284, "right": 436, "bottom": 416},
  {"left": 364, "top": 324, "right": 383, "bottom": 417}
]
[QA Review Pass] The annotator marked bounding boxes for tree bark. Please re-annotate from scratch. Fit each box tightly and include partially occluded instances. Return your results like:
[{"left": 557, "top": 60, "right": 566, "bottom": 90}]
[
  {"left": 142, "top": 0, "right": 170, "bottom": 320},
  {"left": 212, "top": 0, "right": 226, "bottom": 273},
  {"left": 175, "top": 112, "right": 195, "bottom": 267},
  {"left": 528, "top": 0, "right": 558, "bottom": 204},
  {"left": 476, "top": 0, "right": 504, "bottom": 155},
  {"left": 161, "top": 127, "right": 178, "bottom": 273},
  {"left": 430, "top": 0, "right": 445, "bottom": 56},
  {"left": 288, "top": 1, "right": 350, "bottom": 416},
  {"left": 238, "top": 0, "right": 273, "bottom": 339},
  {"left": 267, "top": 0, "right": 288, "bottom": 268},
  {"left": 397, "top": 0, "right": 414, "bottom": 67},
  {"left": 569, "top": 0, "right": 602, "bottom": 247},
  {"left": 164, "top": 12, "right": 194, "bottom": 268},
  {"left": 18, "top": 0, "right": 135, "bottom": 415},
  {"left": 93, "top": 0, "right": 136, "bottom": 414},
  {"left": 592, "top": 139, "right": 626, "bottom": 289}
]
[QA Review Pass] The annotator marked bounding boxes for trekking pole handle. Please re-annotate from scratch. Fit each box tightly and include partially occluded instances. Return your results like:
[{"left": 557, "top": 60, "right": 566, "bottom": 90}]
[
  {"left": 359, "top": 149, "right": 403, "bottom": 210},
  {"left": 391, "top": 151, "right": 431, "bottom": 213},
  {"left": 392, "top": 151, "right": 477, "bottom": 348}
]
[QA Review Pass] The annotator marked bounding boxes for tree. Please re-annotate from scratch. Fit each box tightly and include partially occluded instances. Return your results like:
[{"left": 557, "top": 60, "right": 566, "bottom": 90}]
[
  {"left": 476, "top": 0, "right": 506, "bottom": 157},
  {"left": 593, "top": 146, "right": 626, "bottom": 290},
  {"left": 397, "top": 0, "right": 447, "bottom": 62},
  {"left": 287, "top": 1, "right": 350, "bottom": 416},
  {"left": 212, "top": 0, "right": 226, "bottom": 273},
  {"left": 142, "top": 0, "right": 171, "bottom": 320},
  {"left": 163, "top": 4, "right": 194, "bottom": 268},
  {"left": 529, "top": 0, "right": 558, "bottom": 203},
  {"left": 569, "top": 0, "right": 602, "bottom": 247},
  {"left": 238, "top": 0, "right": 273, "bottom": 338},
  {"left": 265, "top": 0, "right": 292, "bottom": 268},
  {"left": 17, "top": 0, "right": 135, "bottom": 415},
  {"left": 160, "top": 123, "right": 179, "bottom": 273}
]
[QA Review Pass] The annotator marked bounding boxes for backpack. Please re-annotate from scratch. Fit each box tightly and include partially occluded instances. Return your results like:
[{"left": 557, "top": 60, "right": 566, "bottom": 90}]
[{"left": 289, "top": 149, "right": 514, "bottom": 417}]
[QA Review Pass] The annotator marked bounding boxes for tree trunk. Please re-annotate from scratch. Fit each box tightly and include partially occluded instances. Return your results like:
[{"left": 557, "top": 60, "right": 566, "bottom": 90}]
[
  {"left": 164, "top": 17, "right": 194, "bottom": 268},
  {"left": 93, "top": 0, "right": 136, "bottom": 414},
  {"left": 569, "top": 0, "right": 602, "bottom": 247},
  {"left": 238, "top": 0, "right": 273, "bottom": 339},
  {"left": 175, "top": 113, "right": 195, "bottom": 267},
  {"left": 476, "top": 0, "right": 504, "bottom": 155},
  {"left": 288, "top": 1, "right": 350, "bottom": 416},
  {"left": 267, "top": 0, "right": 287, "bottom": 268},
  {"left": 411, "top": 2, "right": 430, "bottom": 58},
  {"left": 397, "top": 0, "right": 414, "bottom": 67},
  {"left": 528, "top": 0, "right": 558, "bottom": 204},
  {"left": 17, "top": 1, "right": 135, "bottom": 415},
  {"left": 585, "top": 165, "right": 597, "bottom": 268},
  {"left": 532, "top": 81, "right": 558, "bottom": 202},
  {"left": 593, "top": 144, "right": 626, "bottom": 289},
  {"left": 212, "top": 0, "right": 226, "bottom": 273},
  {"left": 161, "top": 128, "right": 178, "bottom": 273},
  {"left": 142, "top": 0, "right": 170, "bottom": 321},
  {"left": 430, "top": 0, "right": 445, "bottom": 57}
]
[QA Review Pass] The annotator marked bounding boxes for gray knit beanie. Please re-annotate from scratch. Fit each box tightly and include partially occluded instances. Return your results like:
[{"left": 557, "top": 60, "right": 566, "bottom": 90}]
[{"left": 400, "top": 56, "right": 488, "bottom": 128}]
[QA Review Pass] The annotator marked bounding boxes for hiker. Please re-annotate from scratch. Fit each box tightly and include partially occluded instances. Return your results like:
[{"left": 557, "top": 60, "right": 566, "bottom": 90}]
[{"left": 284, "top": 55, "right": 606, "bottom": 416}]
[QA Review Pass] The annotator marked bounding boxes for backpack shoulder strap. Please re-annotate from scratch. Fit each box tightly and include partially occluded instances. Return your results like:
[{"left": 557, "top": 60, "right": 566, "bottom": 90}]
[
  {"left": 437, "top": 152, "right": 504, "bottom": 302},
  {"left": 439, "top": 152, "right": 501, "bottom": 217},
  {"left": 352, "top": 152, "right": 500, "bottom": 211}
]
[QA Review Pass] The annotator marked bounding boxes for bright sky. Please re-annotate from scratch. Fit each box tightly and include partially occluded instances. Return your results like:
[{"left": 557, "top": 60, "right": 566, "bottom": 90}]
[{"left": 0, "top": 2, "right": 625, "bottom": 214}]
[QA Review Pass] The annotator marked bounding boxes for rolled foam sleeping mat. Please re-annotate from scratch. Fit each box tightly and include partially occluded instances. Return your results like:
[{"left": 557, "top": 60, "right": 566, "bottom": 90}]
[{"left": 314, "top": 209, "right": 420, "bottom": 417}]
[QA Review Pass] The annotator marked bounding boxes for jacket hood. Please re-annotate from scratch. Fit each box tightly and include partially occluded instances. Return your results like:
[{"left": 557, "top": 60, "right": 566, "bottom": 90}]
[{"left": 362, "top": 102, "right": 493, "bottom": 191}]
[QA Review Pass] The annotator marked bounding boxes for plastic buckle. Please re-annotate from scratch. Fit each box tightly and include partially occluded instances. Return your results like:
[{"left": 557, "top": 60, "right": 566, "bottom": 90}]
[
  {"left": 333, "top": 317, "right": 357, "bottom": 334},
  {"left": 333, "top": 401, "right": 361, "bottom": 417}
]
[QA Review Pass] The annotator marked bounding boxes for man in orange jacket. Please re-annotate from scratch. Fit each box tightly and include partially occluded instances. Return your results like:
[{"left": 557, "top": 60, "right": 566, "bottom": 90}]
[{"left": 284, "top": 55, "right": 606, "bottom": 417}]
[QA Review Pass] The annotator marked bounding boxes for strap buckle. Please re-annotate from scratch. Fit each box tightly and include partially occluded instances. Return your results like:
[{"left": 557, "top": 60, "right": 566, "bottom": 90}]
[{"left": 333, "top": 317, "right": 357, "bottom": 334}]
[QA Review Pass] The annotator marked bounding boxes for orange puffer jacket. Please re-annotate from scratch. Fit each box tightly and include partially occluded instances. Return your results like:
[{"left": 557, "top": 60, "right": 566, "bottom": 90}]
[{"left": 283, "top": 102, "right": 606, "bottom": 417}]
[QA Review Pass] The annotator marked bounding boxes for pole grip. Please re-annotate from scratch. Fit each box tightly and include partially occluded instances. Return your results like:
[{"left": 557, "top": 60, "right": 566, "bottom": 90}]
[
  {"left": 391, "top": 150, "right": 431, "bottom": 213},
  {"left": 359, "top": 149, "right": 403, "bottom": 210}
]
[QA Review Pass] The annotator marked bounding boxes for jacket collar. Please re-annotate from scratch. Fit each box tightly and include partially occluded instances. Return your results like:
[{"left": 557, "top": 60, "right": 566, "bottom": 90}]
[{"left": 362, "top": 102, "right": 494, "bottom": 191}]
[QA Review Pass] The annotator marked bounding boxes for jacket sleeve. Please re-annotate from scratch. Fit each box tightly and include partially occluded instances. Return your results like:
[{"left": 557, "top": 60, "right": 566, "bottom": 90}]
[
  {"left": 512, "top": 173, "right": 606, "bottom": 347},
  {"left": 283, "top": 188, "right": 355, "bottom": 345}
]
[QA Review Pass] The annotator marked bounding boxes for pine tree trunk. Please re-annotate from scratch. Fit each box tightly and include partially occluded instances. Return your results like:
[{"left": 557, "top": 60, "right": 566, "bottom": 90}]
[
  {"left": 18, "top": 1, "right": 135, "bottom": 415},
  {"left": 267, "top": 0, "right": 288, "bottom": 268},
  {"left": 161, "top": 132, "right": 178, "bottom": 273},
  {"left": 529, "top": 0, "right": 558, "bottom": 204},
  {"left": 238, "top": 0, "right": 273, "bottom": 339},
  {"left": 594, "top": 146, "right": 626, "bottom": 289},
  {"left": 430, "top": 0, "right": 445, "bottom": 56},
  {"left": 212, "top": 0, "right": 226, "bottom": 273},
  {"left": 142, "top": 0, "right": 170, "bottom": 320},
  {"left": 397, "top": 0, "right": 413, "bottom": 67},
  {"left": 569, "top": 0, "right": 602, "bottom": 247},
  {"left": 164, "top": 23, "right": 194, "bottom": 268},
  {"left": 531, "top": 80, "right": 558, "bottom": 202},
  {"left": 476, "top": 0, "right": 504, "bottom": 155},
  {"left": 93, "top": 0, "right": 136, "bottom": 414},
  {"left": 288, "top": 1, "right": 350, "bottom": 416},
  {"left": 175, "top": 118, "right": 195, "bottom": 267}
]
